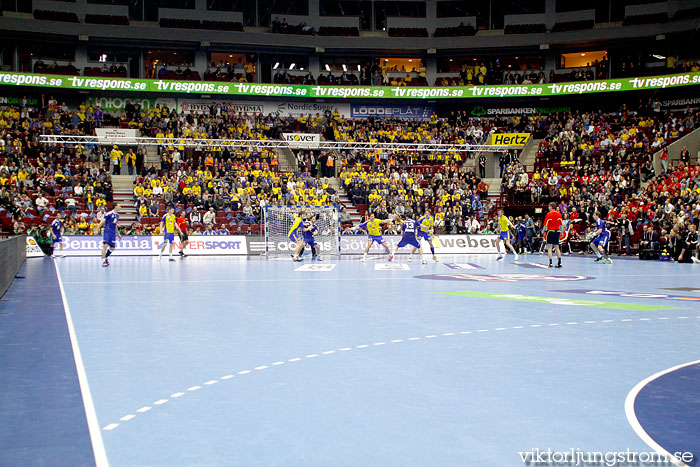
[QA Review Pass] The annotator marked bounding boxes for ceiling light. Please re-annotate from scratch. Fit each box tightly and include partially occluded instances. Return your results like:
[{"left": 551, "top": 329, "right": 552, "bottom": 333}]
[
  {"left": 652, "top": 54, "right": 666, "bottom": 60},
  {"left": 342, "top": 64, "right": 347, "bottom": 71},
  {"left": 408, "top": 59, "right": 412, "bottom": 62},
  {"left": 357, "top": 65, "right": 361, "bottom": 71},
  {"left": 580, "top": 53, "right": 585, "bottom": 56},
  {"left": 289, "top": 63, "right": 295, "bottom": 70},
  {"left": 273, "top": 62, "right": 279, "bottom": 69},
  {"left": 325, "top": 64, "right": 330, "bottom": 71},
  {"left": 300, "top": 67, "right": 304, "bottom": 70}
]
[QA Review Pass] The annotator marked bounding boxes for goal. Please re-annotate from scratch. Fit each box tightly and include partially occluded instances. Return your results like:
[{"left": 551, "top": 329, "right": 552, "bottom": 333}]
[{"left": 263, "top": 205, "right": 341, "bottom": 256}]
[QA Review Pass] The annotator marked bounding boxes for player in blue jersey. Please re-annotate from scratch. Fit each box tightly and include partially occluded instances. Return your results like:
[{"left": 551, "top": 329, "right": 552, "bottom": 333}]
[
  {"left": 388, "top": 216, "right": 426, "bottom": 264},
  {"left": 301, "top": 215, "right": 322, "bottom": 261},
  {"left": 159, "top": 206, "right": 182, "bottom": 261},
  {"left": 356, "top": 212, "right": 392, "bottom": 261},
  {"left": 50, "top": 213, "right": 65, "bottom": 258},
  {"left": 417, "top": 208, "right": 439, "bottom": 262},
  {"left": 591, "top": 211, "right": 612, "bottom": 264},
  {"left": 97, "top": 204, "right": 122, "bottom": 267}
]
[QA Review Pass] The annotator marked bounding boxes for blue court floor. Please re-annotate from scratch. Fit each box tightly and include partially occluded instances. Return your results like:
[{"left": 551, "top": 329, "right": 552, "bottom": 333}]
[{"left": 3, "top": 253, "right": 700, "bottom": 466}]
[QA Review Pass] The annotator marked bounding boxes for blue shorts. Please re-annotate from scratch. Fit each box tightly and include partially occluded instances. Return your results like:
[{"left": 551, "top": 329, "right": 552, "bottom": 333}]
[
  {"left": 398, "top": 237, "right": 420, "bottom": 248},
  {"left": 103, "top": 231, "right": 116, "bottom": 248},
  {"left": 52, "top": 235, "right": 62, "bottom": 244},
  {"left": 499, "top": 231, "right": 509, "bottom": 241},
  {"left": 163, "top": 232, "right": 175, "bottom": 243},
  {"left": 288, "top": 231, "right": 302, "bottom": 243},
  {"left": 304, "top": 238, "right": 317, "bottom": 248},
  {"left": 418, "top": 231, "right": 433, "bottom": 242},
  {"left": 592, "top": 232, "right": 610, "bottom": 247},
  {"left": 368, "top": 235, "right": 385, "bottom": 244}
]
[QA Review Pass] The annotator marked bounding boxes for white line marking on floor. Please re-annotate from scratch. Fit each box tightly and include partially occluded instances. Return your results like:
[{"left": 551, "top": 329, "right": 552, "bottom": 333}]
[
  {"left": 105, "top": 315, "right": 695, "bottom": 431},
  {"left": 54, "top": 262, "right": 108, "bottom": 466},
  {"left": 204, "top": 380, "right": 218, "bottom": 384}
]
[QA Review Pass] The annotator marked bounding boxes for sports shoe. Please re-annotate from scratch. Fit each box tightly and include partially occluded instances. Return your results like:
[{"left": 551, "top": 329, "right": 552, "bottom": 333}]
[
  {"left": 361, "top": 257, "right": 366, "bottom": 262},
  {"left": 514, "top": 254, "right": 520, "bottom": 261},
  {"left": 555, "top": 263, "right": 562, "bottom": 268},
  {"left": 548, "top": 264, "right": 553, "bottom": 268},
  {"left": 594, "top": 257, "right": 603, "bottom": 262},
  {"left": 169, "top": 258, "right": 175, "bottom": 262},
  {"left": 407, "top": 256, "right": 412, "bottom": 262},
  {"left": 603, "top": 258, "right": 613, "bottom": 264},
  {"left": 316, "top": 256, "right": 323, "bottom": 261},
  {"left": 422, "top": 259, "right": 427, "bottom": 264},
  {"left": 433, "top": 256, "right": 438, "bottom": 262},
  {"left": 102, "top": 259, "right": 109, "bottom": 267},
  {"left": 496, "top": 255, "right": 503, "bottom": 261},
  {"left": 388, "top": 255, "right": 394, "bottom": 262},
  {"left": 179, "top": 251, "right": 185, "bottom": 256}
]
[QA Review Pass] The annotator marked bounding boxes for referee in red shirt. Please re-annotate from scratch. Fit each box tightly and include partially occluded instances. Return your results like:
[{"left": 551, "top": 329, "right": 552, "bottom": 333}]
[{"left": 544, "top": 202, "right": 564, "bottom": 268}]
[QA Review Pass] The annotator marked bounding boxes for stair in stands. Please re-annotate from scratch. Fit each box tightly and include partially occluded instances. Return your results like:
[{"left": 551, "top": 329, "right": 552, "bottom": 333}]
[
  {"left": 112, "top": 184, "right": 137, "bottom": 222},
  {"left": 328, "top": 178, "right": 363, "bottom": 223}
]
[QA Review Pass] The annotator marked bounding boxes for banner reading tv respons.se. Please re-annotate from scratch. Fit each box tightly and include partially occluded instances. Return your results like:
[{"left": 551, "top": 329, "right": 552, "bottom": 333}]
[{"left": 1, "top": 71, "right": 699, "bottom": 100}]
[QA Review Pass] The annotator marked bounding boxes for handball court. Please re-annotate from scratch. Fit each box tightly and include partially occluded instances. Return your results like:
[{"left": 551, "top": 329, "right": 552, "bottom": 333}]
[{"left": 2, "top": 254, "right": 699, "bottom": 466}]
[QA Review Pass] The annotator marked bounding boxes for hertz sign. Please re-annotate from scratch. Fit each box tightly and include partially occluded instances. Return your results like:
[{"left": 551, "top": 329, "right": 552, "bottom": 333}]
[{"left": 490, "top": 133, "right": 530, "bottom": 147}]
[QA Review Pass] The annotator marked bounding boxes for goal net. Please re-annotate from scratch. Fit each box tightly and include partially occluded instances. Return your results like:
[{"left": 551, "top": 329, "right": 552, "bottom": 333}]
[{"left": 263, "top": 205, "right": 340, "bottom": 256}]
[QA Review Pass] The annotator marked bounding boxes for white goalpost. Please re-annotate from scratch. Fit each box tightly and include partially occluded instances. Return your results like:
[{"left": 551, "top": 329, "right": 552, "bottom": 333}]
[{"left": 263, "top": 206, "right": 341, "bottom": 257}]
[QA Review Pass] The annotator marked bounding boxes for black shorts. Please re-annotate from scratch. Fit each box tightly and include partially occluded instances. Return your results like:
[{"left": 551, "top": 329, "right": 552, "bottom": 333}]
[
  {"left": 546, "top": 231, "right": 560, "bottom": 245},
  {"left": 179, "top": 232, "right": 189, "bottom": 242}
]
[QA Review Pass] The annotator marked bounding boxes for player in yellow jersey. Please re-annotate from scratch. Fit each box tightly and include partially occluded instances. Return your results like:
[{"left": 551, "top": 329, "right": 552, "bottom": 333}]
[
  {"left": 496, "top": 209, "right": 519, "bottom": 261},
  {"left": 417, "top": 208, "right": 439, "bottom": 261},
  {"left": 288, "top": 209, "right": 307, "bottom": 262},
  {"left": 356, "top": 212, "right": 392, "bottom": 262},
  {"left": 159, "top": 206, "right": 182, "bottom": 261}
]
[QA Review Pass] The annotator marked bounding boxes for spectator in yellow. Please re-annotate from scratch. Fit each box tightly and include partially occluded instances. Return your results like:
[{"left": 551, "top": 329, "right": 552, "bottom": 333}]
[{"left": 110, "top": 145, "right": 123, "bottom": 175}]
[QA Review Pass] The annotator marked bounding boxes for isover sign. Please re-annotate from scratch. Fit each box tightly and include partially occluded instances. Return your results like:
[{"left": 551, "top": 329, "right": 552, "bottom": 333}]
[
  {"left": 282, "top": 133, "right": 321, "bottom": 149},
  {"left": 490, "top": 133, "right": 530, "bottom": 147}
]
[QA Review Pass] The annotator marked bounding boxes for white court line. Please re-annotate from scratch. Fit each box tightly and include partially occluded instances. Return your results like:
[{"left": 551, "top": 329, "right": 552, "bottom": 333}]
[
  {"left": 54, "top": 261, "right": 109, "bottom": 466},
  {"left": 62, "top": 277, "right": 416, "bottom": 285},
  {"left": 102, "top": 316, "right": 696, "bottom": 431},
  {"left": 624, "top": 360, "right": 700, "bottom": 467},
  {"left": 119, "top": 415, "right": 135, "bottom": 421}
]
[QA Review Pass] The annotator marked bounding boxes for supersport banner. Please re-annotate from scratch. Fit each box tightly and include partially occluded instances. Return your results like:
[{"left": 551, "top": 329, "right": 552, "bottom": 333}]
[
  {"left": 41, "top": 235, "right": 248, "bottom": 256},
  {"left": 1, "top": 70, "right": 699, "bottom": 100}
]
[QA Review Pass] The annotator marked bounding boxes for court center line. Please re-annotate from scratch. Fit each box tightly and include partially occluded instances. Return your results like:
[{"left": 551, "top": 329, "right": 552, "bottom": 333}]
[{"left": 101, "top": 315, "right": 697, "bottom": 432}]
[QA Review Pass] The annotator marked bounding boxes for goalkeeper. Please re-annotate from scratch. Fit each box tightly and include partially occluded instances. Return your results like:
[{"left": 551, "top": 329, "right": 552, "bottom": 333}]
[
  {"left": 288, "top": 209, "right": 307, "bottom": 262},
  {"left": 301, "top": 215, "right": 322, "bottom": 261}
]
